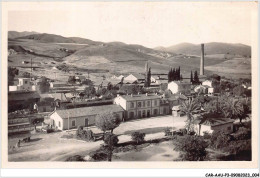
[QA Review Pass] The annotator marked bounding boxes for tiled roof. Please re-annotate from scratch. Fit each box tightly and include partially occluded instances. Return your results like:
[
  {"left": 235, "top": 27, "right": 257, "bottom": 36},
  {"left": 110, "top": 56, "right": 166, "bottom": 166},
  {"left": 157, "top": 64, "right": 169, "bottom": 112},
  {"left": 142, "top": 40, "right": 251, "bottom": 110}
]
[
  {"left": 8, "top": 91, "right": 40, "bottom": 101},
  {"left": 197, "top": 118, "right": 234, "bottom": 127},
  {"left": 40, "top": 93, "right": 67, "bottom": 101},
  {"left": 119, "top": 94, "right": 161, "bottom": 101},
  {"left": 128, "top": 73, "right": 145, "bottom": 80},
  {"left": 54, "top": 105, "right": 124, "bottom": 119}
]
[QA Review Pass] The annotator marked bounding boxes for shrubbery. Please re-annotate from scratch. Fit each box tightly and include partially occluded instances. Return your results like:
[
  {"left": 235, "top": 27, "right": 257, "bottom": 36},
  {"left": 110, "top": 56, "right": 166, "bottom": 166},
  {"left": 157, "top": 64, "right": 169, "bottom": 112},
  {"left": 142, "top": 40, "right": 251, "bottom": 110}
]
[
  {"left": 210, "top": 131, "right": 231, "bottom": 149},
  {"left": 131, "top": 132, "right": 146, "bottom": 144},
  {"left": 174, "top": 135, "right": 208, "bottom": 161},
  {"left": 46, "top": 128, "right": 55, "bottom": 133},
  {"left": 76, "top": 126, "right": 94, "bottom": 141},
  {"left": 103, "top": 133, "right": 119, "bottom": 146}
]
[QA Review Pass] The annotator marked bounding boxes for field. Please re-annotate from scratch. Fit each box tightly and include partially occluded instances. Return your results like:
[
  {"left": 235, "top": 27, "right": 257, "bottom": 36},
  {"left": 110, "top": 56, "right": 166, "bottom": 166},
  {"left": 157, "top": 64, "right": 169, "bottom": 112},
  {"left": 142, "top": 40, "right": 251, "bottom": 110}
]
[{"left": 8, "top": 35, "right": 252, "bottom": 85}]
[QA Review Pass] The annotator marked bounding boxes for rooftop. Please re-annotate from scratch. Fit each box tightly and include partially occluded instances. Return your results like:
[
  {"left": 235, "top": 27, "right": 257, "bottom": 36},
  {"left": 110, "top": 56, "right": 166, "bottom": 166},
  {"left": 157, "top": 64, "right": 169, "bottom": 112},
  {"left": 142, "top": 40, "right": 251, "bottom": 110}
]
[
  {"left": 197, "top": 117, "right": 234, "bottom": 127},
  {"left": 8, "top": 91, "right": 40, "bottom": 101},
  {"left": 54, "top": 104, "right": 124, "bottom": 119},
  {"left": 119, "top": 94, "right": 161, "bottom": 101}
]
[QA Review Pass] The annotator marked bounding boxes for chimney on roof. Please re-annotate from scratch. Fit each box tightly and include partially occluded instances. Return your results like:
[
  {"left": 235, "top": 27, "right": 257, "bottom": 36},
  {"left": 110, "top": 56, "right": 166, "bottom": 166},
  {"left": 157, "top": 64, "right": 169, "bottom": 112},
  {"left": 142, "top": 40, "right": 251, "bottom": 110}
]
[{"left": 200, "top": 44, "right": 205, "bottom": 75}]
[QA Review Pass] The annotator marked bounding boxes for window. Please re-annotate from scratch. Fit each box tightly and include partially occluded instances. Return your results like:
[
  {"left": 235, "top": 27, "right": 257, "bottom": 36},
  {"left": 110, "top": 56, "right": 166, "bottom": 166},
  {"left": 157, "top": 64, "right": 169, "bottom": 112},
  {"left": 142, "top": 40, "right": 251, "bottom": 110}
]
[
  {"left": 85, "top": 118, "right": 89, "bottom": 127},
  {"left": 227, "top": 126, "right": 231, "bottom": 131},
  {"left": 154, "top": 100, "right": 157, "bottom": 106},
  {"left": 130, "top": 102, "right": 134, "bottom": 108},
  {"left": 143, "top": 101, "right": 146, "bottom": 107},
  {"left": 154, "top": 109, "right": 158, "bottom": 115},
  {"left": 137, "top": 102, "right": 142, "bottom": 107},
  {"left": 129, "top": 112, "right": 134, "bottom": 119},
  {"left": 25, "top": 81, "right": 28, "bottom": 84},
  {"left": 142, "top": 110, "right": 146, "bottom": 117},
  {"left": 72, "top": 120, "right": 76, "bottom": 127},
  {"left": 147, "top": 101, "right": 150, "bottom": 107},
  {"left": 58, "top": 121, "right": 61, "bottom": 127}
]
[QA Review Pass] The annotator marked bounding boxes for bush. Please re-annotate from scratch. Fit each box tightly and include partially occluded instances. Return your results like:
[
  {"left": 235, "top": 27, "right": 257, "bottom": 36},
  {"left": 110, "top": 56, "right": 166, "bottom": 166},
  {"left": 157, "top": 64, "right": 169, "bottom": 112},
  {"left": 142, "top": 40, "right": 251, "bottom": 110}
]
[
  {"left": 103, "top": 133, "right": 119, "bottom": 146},
  {"left": 210, "top": 131, "right": 231, "bottom": 149},
  {"left": 174, "top": 135, "right": 208, "bottom": 161},
  {"left": 233, "top": 127, "right": 251, "bottom": 141},
  {"left": 76, "top": 126, "right": 94, "bottom": 141},
  {"left": 131, "top": 132, "right": 146, "bottom": 144},
  {"left": 66, "top": 155, "right": 85, "bottom": 162},
  {"left": 46, "top": 128, "right": 55, "bottom": 133},
  {"left": 203, "top": 131, "right": 211, "bottom": 139},
  {"left": 164, "top": 127, "right": 171, "bottom": 136},
  {"left": 89, "top": 145, "right": 110, "bottom": 161}
]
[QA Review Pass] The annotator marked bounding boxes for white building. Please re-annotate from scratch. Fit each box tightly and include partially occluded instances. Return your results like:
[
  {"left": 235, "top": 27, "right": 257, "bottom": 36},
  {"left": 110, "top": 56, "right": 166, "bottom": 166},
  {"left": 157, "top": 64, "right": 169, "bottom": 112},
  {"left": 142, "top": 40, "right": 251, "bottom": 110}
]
[
  {"left": 202, "top": 80, "right": 213, "bottom": 87},
  {"left": 9, "top": 78, "right": 36, "bottom": 91},
  {"left": 49, "top": 105, "right": 124, "bottom": 130},
  {"left": 114, "top": 93, "right": 170, "bottom": 120},
  {"left": 168, "top": 81, "right": 191, "bottom": 95},
  {"left": 194, "top": 118, "right": 234, "bottom": 136},
  {"left": 124, "top": 74, "right": 145, "bottom": 83}
]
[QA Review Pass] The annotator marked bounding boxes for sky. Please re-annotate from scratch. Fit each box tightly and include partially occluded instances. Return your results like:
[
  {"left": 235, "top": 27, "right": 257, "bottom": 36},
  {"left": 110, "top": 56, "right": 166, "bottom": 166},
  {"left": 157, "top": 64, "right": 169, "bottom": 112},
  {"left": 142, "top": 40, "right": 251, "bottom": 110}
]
[{"left": 7, "top": 2, "right": 257, "bottom": 48}]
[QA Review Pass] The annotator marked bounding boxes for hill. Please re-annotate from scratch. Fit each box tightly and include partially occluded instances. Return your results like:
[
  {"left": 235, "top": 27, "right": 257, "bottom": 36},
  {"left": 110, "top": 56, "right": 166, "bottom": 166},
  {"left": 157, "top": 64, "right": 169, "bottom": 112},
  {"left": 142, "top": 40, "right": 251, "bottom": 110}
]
[
  {"left": 156, "top": 42, "right": 251, "bottom": 57},
  {"left": 8, "top": 31, "right": 39, "bottom": 39}
]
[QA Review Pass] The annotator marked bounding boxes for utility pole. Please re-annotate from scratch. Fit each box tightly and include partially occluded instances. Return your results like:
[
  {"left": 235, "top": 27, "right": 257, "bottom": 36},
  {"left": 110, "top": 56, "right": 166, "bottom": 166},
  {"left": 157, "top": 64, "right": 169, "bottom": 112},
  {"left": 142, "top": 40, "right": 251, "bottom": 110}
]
[{"left": 30, "top": 58, "right": 32, "bottom": 81}]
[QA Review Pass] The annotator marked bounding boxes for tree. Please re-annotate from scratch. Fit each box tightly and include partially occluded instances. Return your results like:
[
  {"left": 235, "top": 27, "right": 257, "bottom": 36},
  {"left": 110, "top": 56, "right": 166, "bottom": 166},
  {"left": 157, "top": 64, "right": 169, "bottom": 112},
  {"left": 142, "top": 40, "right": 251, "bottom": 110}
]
[
  {"left": 8, "top": 67, "right": 19, "bottom": 85},
  {"left": 68, "top": 76, "right": 76, "bottom": 84},
  {"left": 107, "top": 82, "right": 113, "bottom": 90},
  {"left": 38, "top": 77, "right": 50, "bottom": 93},
  {"left": 190, "top": 71, "right": 193, "bottom": 83},
  {"left": 120, "top": 77, "right": 124, "bottom": 87},
  {"left": 103, "top": 133, "right": 119, "bottom": 162},
  {"left": 131, "top": 132, "right": 146, "bottom": 144},
  {"left": 193, "top": 71, "right": 200, "bottom": 84},
  {"left": 22, "top": 72, "right": 31, "bottom": 78},
  {"left": 95, "top": 112, "right": 121, "bottom": 133},
  {"left": 84, "top": 86, "right": 96, "bottom": 98},
  {"left": 81, "top": 79, "right": 94, "bottom": 86},
  {"left": 222, "top": 97, "right": 245, "bottom": 123},
  {"left": 180, "top": 100, "right": 200, "bottom": 132},
  {"left": 174, "top": 135, "right": 208, "bottom": 161},
  {"left": 233, "top": 85, "right": 246, "bottom": 97},
  {"left": 147, "top": 67, "right": 151, "bottom": 87}
]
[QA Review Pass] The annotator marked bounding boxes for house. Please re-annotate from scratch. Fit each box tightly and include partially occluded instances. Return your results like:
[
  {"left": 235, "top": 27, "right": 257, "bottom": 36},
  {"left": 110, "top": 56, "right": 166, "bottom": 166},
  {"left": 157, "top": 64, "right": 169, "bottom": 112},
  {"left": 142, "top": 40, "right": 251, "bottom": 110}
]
[
  {"left": 202, "top": 80, "right": 213, "bottom": 87},
  {"left": 194, "top": 117, "right": 234, "bottom": 136},
  {"left": 49, "top": 105, "right": 124, "bottom": 130},
  {"left": 124, "top": 74, "right": 145, "bottom": 83},
  {"left": 114, "top": 93, "right": 170, "bottom": 120},
  {"left": 75, "top": 76, "right": 86, "bottom": 84},
  {"left": 9, "top": 78, "right": 36, "bottom": 92},
  {"left": 172, "top": 105, "right": 181, "bottom": 117},
  {"left": 194, "top": 85, "right": 209, "bottom": 94},
  {"left": 168, "top": 81, "right": 191, "bottom": 95},
  {"left": 40, "top": 93, "right": 68, "bottom": 109},
  {"left": 8, "top": 91, "right": 41, "bottom": 112}
]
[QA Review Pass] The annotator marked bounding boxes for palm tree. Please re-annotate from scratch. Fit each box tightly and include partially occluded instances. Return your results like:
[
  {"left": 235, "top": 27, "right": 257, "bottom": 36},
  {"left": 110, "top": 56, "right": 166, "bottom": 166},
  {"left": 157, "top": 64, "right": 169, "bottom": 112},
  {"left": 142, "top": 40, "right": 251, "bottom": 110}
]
[
  {"left": 222, "top": 97, "right": 244, "bottom": 123},
  {"left": 180, "top": 100, "right": 200, "bottom": 132}
]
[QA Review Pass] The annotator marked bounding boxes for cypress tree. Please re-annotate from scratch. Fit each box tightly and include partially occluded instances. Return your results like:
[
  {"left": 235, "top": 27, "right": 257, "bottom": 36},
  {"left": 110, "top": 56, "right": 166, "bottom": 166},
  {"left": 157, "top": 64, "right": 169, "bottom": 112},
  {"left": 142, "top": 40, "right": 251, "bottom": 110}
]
[
  {"left": 194, "top": 70, "right": 200, "bottom": 84},
  {"left": 178, "top": 66, "right": 181, "bottom": 81},
  {"left": 148, "top": 67, "right": 151, "bottom": 87},
  {"left": 190, "top": 71, "right": 193, "bottom": 83},
  {"left": 173, "top": 68, "right": 176, "bottom": 81}
]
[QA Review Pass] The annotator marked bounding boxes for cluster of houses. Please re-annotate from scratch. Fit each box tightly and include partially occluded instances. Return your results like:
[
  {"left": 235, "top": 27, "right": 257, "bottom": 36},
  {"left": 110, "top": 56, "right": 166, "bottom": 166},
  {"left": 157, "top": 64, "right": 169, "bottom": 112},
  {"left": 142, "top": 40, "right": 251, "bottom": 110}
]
[{"left": 8, "top": 71, "right": 235, "bottom": 137}]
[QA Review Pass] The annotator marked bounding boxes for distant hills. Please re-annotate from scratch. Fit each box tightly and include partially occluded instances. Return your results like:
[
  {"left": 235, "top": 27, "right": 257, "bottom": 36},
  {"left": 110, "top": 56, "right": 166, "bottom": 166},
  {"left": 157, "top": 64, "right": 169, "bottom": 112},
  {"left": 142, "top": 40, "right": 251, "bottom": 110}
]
[
  {"left": 8, "top": 31, "right": 251, "bottom": 79},
  {"left": 8, "top": 31, "right": 40, "bottom": 39},
  {"left": 155, "top": 42, "right": 251, "bottom": 57}
]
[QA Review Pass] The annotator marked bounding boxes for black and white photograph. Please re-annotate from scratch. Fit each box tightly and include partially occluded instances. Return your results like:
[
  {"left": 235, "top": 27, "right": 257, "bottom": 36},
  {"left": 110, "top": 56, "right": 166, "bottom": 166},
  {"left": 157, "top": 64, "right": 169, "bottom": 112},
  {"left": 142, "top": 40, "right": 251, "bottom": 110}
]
[{"left": 1, "top": 1, "right": 258, "bottom": 170}]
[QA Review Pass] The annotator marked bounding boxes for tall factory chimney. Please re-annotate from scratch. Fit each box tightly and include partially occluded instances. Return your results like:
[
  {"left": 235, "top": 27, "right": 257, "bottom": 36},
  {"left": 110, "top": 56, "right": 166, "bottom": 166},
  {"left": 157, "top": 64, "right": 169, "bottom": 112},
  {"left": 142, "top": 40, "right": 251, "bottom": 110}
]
[{"left": 200, "top": 44, "right": 204, "bottom": 75}]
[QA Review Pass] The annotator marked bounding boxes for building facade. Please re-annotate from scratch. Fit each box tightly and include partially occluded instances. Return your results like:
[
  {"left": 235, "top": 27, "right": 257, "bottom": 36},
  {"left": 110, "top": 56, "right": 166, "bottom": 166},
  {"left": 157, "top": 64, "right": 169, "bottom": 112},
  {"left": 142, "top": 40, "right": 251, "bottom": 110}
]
[
  {"left": 9, "top": 78, "right": 36, "bottom": 92},
  {"left": 49, "top": 105, "right": 124, "bottom": 130},
  {"left": 114, "top": 93, "right": 170, "bottom": 120}
]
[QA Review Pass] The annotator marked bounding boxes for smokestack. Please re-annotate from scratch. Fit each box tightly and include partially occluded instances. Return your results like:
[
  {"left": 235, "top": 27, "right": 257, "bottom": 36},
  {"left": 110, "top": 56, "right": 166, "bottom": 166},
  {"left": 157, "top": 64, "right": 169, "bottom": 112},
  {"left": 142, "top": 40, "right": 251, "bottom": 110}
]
[{"left": 200, "top": 44, "right": 204, "bottom": 75}]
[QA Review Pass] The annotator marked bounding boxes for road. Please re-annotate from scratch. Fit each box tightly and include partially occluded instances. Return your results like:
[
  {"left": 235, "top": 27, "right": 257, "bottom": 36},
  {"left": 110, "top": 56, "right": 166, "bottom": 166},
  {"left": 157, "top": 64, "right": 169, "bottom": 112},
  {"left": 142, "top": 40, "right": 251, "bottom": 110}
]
[{"left": 8, "top": 115, "right": 186, "bottom": 161}]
